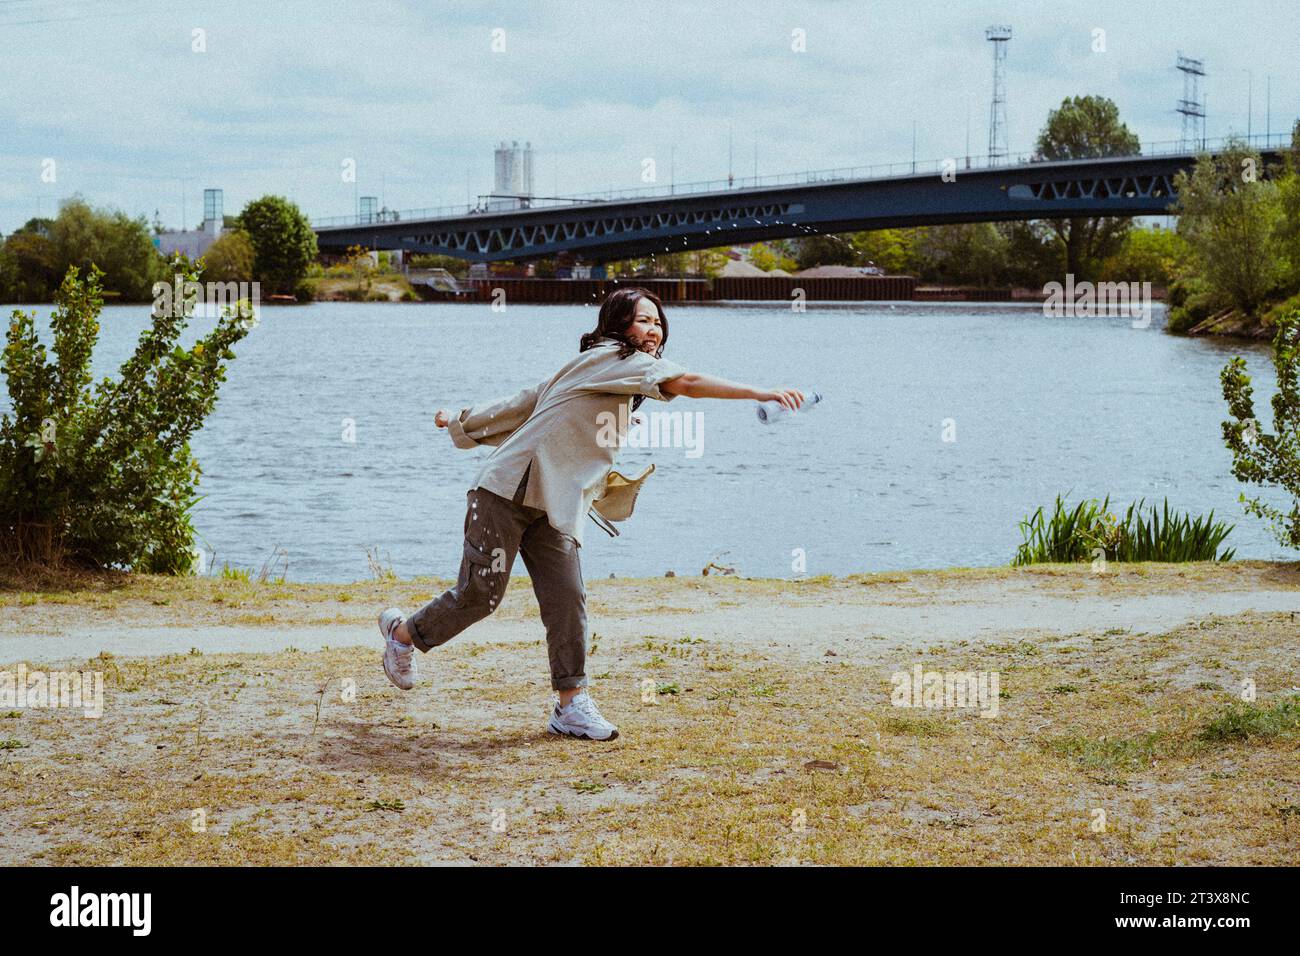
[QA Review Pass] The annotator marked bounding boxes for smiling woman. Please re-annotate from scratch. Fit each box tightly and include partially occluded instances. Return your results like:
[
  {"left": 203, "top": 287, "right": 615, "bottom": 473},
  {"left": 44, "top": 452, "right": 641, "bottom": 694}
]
[{"left": 374, "top": 285, "right": 805, "bottom": 742}]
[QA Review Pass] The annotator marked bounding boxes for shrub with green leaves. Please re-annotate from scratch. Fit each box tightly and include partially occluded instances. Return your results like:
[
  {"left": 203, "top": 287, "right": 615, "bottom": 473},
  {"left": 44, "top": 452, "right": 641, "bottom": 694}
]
[
  {"left": 1222, "top": 308, "right": 1300, "bottom": 548},
  {"left": 0, "top": 264, "right": 250, "bottom": 572}
]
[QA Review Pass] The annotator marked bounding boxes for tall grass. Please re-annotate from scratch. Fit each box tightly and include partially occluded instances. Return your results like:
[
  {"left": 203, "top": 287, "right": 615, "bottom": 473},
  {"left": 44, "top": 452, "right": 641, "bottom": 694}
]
[
  {"left": 1113, "top": 498, "right": 1235, "bottom": 562},
  {"left": 1013, "top": 495, "right": 1234, "bottom": 565}
]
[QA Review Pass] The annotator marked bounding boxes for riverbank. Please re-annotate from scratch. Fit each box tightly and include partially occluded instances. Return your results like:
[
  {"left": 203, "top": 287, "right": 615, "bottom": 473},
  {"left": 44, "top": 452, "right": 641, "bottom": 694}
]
[
  {"left": 299, "top": 275, "right": 417, "bottom": 302},
  {"left": 2, "top": 562, "right": 1298, "bottom": 865},
  {"left": 1177, "top": 299, "right": 1300, "bottom": 341}
]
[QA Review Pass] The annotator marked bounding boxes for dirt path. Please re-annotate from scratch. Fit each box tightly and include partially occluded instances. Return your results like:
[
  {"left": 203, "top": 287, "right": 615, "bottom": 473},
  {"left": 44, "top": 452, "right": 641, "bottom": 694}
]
[{"left": 6, "top": 563, "right": 1300, "bottom": 664}]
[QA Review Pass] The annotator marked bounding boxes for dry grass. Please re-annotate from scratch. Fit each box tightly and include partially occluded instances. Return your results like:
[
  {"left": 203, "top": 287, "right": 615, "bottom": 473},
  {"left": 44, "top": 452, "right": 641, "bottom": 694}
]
[{"left": 2, "top": 607, "right": 1296, "bottom": 865}]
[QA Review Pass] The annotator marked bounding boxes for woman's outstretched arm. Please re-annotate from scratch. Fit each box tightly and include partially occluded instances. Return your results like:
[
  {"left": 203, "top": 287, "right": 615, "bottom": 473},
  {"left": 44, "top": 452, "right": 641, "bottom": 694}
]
[
  {"left": 434, "top": 377, "right": 550, "bottom": 447},
  {"left": 660, "top": 373, "right": 805, "bottom": 412}
]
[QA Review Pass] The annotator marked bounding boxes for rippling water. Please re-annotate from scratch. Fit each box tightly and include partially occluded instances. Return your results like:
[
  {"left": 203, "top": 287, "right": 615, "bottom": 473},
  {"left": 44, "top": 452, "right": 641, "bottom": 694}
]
[{"left": 3, "top": 299, "right": 1290, "bottom": 581}]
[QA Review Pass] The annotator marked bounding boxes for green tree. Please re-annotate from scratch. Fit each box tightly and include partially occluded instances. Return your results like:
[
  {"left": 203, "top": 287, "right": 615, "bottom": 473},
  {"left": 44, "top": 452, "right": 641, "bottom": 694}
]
[
  {"left": 0, "top": 228, "right": 59, "bottom": 302},
  {"left": 0, "top": 265, "right": 251, "bottom": 570},
  {"left": 200, "top": 230, "right": 256, "bottom": 284},
  {"left": 1000, "top": 221, "right": 1061, "bottom": 288},
  {"left": 749, "top": 242, "right": 798, "bottom": 272},
  {"left": 689, "top": 248, "right": 730, "bottom": 277},
  {"left": 1221, "top": 308, "right": 1300, "bottom": 547},
  {"left": 1035, "top": 96, "right": 1141, "bottom": 280},
  {"left": 794, "top": 234, "right": 859, "bottom": 270},
  {"left": 608, "top": 248, "right": 728, "bottom": 277},
  {"left": 345, "top": 244, "right": 372, "bottom": 294},
  {"left": 1173, "top": 140, "right": 1285, "bottom": 319},
  {"left": 14, "top": 217, "right": 55, "bottom": 235},
  {"left": 48, "top": 197, "right": 166, "bottom": 301},
  {"left": 850, "top": 230, "right": 914, "bottom": 274},
  {"left": 1273, "top": 120, "right": 1300, "bottom": 292},
  {"left": 911, "top": 223, "right": 1010, "bottom": 286},
  {"left": 1099, "top": 224, "right": 1190, "bottom": 286},
  {"left": 238, "top": 195, "right": 318, "bottom": 295}
]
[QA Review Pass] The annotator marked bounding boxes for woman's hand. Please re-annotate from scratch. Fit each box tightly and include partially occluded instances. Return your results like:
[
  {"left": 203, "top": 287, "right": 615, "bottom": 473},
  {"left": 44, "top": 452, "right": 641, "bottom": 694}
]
[
  {"left": 661, "top": 374, "right": 805, "bottom": 406},
  {"left": 434, "top": 409, "right": 452, "bottom": 428},
  {"left": 760, "top": 388, "right": 805, "bottom": 412}
]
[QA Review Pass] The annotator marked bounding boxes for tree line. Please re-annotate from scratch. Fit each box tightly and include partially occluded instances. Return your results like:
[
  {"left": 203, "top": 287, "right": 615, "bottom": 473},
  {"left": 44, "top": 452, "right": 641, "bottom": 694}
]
[{"left": 0, "top": 195, "right": 317, "bottom": 303}]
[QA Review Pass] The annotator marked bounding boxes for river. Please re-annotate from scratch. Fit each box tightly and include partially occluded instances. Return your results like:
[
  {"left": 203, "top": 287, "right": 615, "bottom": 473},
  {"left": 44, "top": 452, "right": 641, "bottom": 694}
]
[{"left": 3, "top": 299, "right": 1291, "bottom": 581}]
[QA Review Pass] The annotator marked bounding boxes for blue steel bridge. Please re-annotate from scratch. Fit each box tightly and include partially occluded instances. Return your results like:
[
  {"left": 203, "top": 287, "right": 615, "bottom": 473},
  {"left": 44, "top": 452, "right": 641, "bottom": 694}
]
[{"left": 311, "top": 137, "right": 1287, "bottom": 273}]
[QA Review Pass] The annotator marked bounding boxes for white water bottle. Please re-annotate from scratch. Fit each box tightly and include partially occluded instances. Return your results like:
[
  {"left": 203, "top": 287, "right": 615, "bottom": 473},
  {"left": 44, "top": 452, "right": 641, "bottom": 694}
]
[{"left": 756, "top": 390, "right": 822, "bottom": 424}]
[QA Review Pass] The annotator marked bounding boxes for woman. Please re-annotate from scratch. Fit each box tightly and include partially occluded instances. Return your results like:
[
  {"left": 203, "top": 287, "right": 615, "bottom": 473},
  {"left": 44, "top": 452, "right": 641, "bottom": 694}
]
[{"left": 378, "top": 287, "right": 804, "bottom": 741}]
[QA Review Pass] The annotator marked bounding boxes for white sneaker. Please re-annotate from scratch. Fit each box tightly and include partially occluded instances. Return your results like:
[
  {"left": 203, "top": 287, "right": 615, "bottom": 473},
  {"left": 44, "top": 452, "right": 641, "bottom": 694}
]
[
  {"left": 378, "top": 607, "right": 417, "bottom": 690},
  {"left": 547, "top": 690, "right": 619, "bottom": 741}
]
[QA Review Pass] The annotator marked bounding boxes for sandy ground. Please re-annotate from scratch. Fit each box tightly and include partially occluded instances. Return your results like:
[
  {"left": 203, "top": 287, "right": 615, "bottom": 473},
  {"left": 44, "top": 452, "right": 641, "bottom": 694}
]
[
  {"left": 6, "top": 561, "right": 1300, "bottom": 665},
  {"left": 2, "top": 562, "right": 1298, "bottom": 865}
]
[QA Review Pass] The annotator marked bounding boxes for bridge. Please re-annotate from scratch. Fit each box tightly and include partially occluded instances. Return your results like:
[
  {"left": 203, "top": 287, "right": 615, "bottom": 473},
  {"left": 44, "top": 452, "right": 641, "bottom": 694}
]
[{"left": 312, "top": 137, "right": 1287, "bottom": 269}]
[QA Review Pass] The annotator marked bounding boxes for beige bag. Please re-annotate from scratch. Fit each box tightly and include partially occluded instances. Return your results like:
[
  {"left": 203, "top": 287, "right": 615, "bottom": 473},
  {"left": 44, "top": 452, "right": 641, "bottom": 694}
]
[{"left": 589, "top": 463, "right": 655, "bottom": 536}]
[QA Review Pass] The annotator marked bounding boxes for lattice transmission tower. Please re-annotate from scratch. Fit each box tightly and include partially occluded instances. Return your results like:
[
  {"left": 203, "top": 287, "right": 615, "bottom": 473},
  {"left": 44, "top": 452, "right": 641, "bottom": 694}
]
[
  {"left": 1175, "top": 53, "right": 1206, "bottom": 150},
  {"left": 986, "top": 26, "right": 1012, "bottom": 165}
]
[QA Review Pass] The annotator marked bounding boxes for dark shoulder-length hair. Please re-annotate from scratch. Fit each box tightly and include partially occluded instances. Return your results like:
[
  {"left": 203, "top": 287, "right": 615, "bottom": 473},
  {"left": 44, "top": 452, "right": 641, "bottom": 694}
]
[{"left": 579, "top": 286, "right": 670, "bottom": 413}]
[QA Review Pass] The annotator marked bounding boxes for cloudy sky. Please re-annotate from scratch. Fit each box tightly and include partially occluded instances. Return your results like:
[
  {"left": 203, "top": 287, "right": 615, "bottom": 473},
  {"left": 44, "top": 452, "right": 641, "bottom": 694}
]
[{"left": 1, "top": 0, "right": 1294, "bottom": 234}]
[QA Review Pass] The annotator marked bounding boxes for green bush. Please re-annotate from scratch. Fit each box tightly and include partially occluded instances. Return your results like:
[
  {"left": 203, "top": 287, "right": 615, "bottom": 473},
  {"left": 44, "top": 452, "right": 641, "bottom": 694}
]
[
  {"left": 1222, "top": 308, "right": 1300, "bottom": 547},
  {"left": 1013, "top": 495, "right": 1234, "bottom": 565},
  {"left": 1262, "top": 292, "right": 1300, "bottom": 330},
  {"left": 1165, "top": 276, "right": 1223, "bottom": 334},
  {"left": 0, "top": 264, "right": 250, "bottom": 571}
]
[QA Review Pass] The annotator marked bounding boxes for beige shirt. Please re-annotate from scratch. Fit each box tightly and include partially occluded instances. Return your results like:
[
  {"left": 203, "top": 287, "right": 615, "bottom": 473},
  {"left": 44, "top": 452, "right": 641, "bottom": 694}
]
[{"left": 447, "top": 336, "right": 689, "bottom": 546}]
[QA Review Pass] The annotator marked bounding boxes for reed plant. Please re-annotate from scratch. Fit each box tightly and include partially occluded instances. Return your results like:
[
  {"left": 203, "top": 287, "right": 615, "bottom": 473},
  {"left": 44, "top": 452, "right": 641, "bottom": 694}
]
[{"left": 1013, "top": 494, "right": 1234, "bottom": 565}]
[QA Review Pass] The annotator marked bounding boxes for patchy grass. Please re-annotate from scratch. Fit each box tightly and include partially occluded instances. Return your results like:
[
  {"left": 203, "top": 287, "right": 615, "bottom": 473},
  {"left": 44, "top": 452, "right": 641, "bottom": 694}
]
[
  {"left": 1199, "top": 697, "right": 1300, "bottom": 743},
  {"left": 1, "top": 604, "right": 1297, "bottom": 865},
  {"left": 1042, "top": 732, "right": 1167, "bottom": 773}
]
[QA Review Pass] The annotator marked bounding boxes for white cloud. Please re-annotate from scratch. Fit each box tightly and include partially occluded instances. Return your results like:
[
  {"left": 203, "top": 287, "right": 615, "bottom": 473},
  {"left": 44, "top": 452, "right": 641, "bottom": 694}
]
[{"left": 1, "top": 0, "right": 1295, "bottom": 234}]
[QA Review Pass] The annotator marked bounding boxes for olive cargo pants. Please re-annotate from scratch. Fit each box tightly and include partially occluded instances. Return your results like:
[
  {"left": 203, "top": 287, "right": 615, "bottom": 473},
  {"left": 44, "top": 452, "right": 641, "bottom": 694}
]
[{"left": 405, "top": 487, "right": 589, "bottom": 691}]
